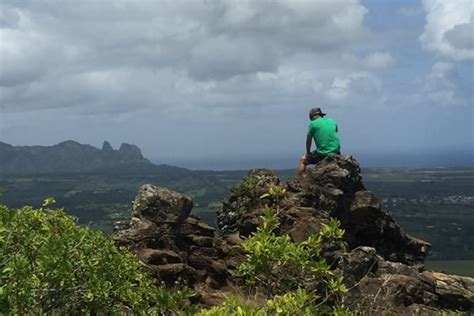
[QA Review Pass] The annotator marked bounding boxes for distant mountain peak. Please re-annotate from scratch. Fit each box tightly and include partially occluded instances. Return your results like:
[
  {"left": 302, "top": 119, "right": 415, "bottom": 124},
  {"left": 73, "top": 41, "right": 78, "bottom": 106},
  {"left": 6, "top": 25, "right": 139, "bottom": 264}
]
[
  {"left": 102, "top": 140, "right": 114, "bottom": 152},
  {"left": 0, "top": 141, "right": 13, "bottom": 149},
  {"left": 57, "top": 140, "right": 82, "bottom": 147},
  {"left": 118, "top": 143, "right": 144, "bottom": 160},
  {"left": 0, "top": 140, "right": 152, "bottom": 175}
]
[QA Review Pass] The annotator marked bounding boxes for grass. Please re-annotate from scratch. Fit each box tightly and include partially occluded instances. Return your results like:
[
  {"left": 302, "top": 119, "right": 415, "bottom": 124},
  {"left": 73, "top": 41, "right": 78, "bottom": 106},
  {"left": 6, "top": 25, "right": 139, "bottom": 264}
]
[{"left": 425, "top": 260, "right": 474, "bottom": 277}]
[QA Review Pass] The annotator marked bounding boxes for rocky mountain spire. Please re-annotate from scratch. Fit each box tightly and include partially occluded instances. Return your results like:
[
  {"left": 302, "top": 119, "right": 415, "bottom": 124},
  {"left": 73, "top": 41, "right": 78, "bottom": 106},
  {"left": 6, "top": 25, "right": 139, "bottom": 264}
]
[
  {"left": 118, "top": 143, "right": 144, "bottom": 160},
  {"left": 101, "top": 140, "right": 114, "bottom": 152}
]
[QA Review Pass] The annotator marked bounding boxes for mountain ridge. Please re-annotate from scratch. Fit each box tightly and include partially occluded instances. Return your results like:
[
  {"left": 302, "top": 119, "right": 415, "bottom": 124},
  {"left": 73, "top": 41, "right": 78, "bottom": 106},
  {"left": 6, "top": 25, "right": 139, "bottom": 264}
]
[{"left": 0, "top": 140, "right": 184, "bottom": 175}]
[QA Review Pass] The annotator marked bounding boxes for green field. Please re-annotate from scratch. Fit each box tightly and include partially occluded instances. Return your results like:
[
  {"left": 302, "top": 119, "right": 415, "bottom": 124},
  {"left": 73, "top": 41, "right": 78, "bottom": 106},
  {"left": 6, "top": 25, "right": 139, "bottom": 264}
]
[{"left": 425, "top": 260, "right": 474, "bottom": 277}]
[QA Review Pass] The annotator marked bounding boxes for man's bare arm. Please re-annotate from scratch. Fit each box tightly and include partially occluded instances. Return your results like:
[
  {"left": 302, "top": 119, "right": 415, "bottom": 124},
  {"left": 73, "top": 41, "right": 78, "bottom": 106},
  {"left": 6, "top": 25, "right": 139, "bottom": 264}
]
[{"left": 306, "top": 135, "right": 312, "bottom": 155}]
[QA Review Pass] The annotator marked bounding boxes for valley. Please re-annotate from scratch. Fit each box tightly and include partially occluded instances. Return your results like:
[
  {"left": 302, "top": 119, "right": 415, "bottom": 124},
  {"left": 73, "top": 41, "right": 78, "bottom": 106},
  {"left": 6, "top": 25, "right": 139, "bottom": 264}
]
[{"left": 1, "top": 166, "right": 473, "bottom": 264}]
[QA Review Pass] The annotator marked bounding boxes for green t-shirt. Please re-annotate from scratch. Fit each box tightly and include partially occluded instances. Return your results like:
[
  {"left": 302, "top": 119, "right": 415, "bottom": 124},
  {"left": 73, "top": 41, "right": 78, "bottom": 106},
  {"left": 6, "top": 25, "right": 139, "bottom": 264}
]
[{"left": 307, "top": 117, "right": 341, "bottom": 155}]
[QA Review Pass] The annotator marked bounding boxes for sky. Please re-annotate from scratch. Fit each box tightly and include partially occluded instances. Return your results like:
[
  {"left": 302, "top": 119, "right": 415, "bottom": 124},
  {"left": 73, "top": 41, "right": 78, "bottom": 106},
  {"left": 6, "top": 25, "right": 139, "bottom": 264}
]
[{"left": 0, "top": 0, "right": 473, "bottom": 169}]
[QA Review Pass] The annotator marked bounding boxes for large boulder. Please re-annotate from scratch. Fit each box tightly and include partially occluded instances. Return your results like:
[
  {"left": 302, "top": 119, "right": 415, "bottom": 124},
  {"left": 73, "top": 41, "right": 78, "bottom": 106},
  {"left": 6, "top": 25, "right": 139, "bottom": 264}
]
[
  {"left": 422, "top": 271, "right": 474, "bottom": 310},
  {"left": 343, "top": 269, "right": 474, "bottom": 313},
  {"left": 114, "top": 186, "right": 238, "bottom": 305},
  {"left": 343, "top": 190, "right": 431, "bottom": 265},
  {"left": 287, "top": 154, "right": 364, "bottom": 213},
  {"left": 132, "top": 184, "right": 193, "bottom": 224}
]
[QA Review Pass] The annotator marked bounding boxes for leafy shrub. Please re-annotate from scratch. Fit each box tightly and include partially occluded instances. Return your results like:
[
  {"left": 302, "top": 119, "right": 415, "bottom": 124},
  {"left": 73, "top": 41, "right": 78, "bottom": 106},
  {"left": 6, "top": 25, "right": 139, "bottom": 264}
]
[
  {"left": 197, "top": 290, "right": 355, "bottom": 316},
  {"left": 196, "top": 295, "right": 266, "bottom": 316},
  {"left": 266, "top": 289, "right": 317, "bottom": 315},
  {"left": 238, "top": 208, "right": 348, "bottom": 303},
  {"left": 259, "top": 185, "right": 288, "bottom": 207},
  {"left": 198, "top": 206, "right": 353, "bottom": 315},
  {"left": 0, "top": 201, "right": 192, "bottom": 314},
  {"left": 235, "top": 176, "right": 261, "bottom": 206}
]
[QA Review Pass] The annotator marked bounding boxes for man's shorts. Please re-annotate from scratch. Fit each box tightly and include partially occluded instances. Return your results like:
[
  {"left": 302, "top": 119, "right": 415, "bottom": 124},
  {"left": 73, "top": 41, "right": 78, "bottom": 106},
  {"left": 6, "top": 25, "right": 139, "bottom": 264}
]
[{"left": 305, "top": 150, "right": 341, "bottom": 164}]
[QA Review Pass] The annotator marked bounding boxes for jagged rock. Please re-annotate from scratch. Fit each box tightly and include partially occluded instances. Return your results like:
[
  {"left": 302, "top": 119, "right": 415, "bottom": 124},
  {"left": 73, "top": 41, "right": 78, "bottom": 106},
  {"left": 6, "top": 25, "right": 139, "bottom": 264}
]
[
  {"left": 118, "top": 143, "right": 144, "bottom": 160},
  {"left": 377, "top": 260, "right": 421, "bottom": 277},
  {"left": 226, "top": 233, "right": 243, "bottom": 245},
  {"left": 286, "top": 154, "right": 364, "bottom": 212},
  {"left": 335, "top": 246, "right": 380, "bottom": 285},
  {"left": 422, "top": 272, "right": 474, "bottom": 310},
  {"left": 344, "top": 271, "right": 474, "bottom": 313},
  {"left": 185, "top": 235, "right": 215, "bottom": 247},
  {"left": 187, "top": 254, "right": 228, "bottom": 284},
  {"left": 113, "top": 218, "right": 160, "bottom": 247},
  {"left": 147, "top": 263, "right": 198, "bottom": 285},
  {"left": 193, "top": 284, "right": 232, "bottom": 307},
  {"left": 247, "top": 168, "right": 281, "bottom": 187},
  {"left": 220, "top": 155, "right": 430, "bottom": 266},
  {"left": 346, "top": 274, "right": 436, "bottom": 312},
  {"left": 133, "top": 184, "right": 193, "bottom": 224},
  {"left": 101, "top": 140, "right": 114, "bottom": 152},
  {"left": 280, "top": 206, "right": 326, "bottom": 243},
  {"left": 180, "top": 216, "right": 215, "bottom": 237},
  {"left": 113, "top": 154, "right": 473, "bottom": 312},
  {"left": 114, "top": 184, "right": 231, "bottom": 296},
  {"left": 217, "top": 168, "right": 280, "bottom": 235},
  {"left": 343, "top": 190, "right": 431, "bottom": 265},
  {"left": 137, "top": 249, "right": 182, "bottom": 265}
]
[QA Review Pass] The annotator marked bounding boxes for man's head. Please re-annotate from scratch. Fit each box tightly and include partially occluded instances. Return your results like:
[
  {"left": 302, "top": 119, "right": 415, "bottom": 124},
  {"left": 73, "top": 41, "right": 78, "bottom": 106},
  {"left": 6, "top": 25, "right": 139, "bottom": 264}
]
[{"left": 309, "top": 107, "right": 326, "bottom": 120}]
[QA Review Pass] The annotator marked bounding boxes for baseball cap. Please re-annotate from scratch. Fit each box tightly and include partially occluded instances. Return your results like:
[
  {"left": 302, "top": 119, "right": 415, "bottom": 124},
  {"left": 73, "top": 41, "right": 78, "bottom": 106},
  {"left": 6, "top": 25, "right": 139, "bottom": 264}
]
[{"left": 309, "top": 107, "right": 326, "bottom": 117}]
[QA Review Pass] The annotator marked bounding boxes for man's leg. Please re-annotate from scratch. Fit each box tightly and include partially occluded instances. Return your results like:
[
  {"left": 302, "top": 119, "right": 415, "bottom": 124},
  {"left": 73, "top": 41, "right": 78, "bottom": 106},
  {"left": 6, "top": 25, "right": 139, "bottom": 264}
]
[
  {"left": 298, "top": 152, "right": 327, "bottom": 175},
  {"left": 298, "top": 155, "right": 309, "bottom": 175}
]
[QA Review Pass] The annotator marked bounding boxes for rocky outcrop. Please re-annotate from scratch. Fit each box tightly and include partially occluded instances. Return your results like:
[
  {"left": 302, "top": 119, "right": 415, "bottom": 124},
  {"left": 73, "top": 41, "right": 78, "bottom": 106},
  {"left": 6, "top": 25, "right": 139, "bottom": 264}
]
[
  {"left": 113, "top": 184, "right": 245, "bottom": 303},
  {"left": 343, "top": 260, "right": 474, "bottom": 313},
  {"left": 218, "top": 155, "right": 430, "bottom": 266},
  {"left": 113, "top": 154, "right": 473, "bottom": 312},
  {"left": 217, "top": 168, "right": 280, "bottom": 236},
  {"left": 132, "top": 184, "right": 193, "bottom": 224}
]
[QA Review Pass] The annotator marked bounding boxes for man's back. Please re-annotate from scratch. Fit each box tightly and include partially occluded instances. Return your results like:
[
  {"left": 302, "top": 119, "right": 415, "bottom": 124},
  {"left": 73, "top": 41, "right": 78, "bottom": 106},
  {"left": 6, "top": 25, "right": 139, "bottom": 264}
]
[{"left": 307, "top": 117, "right": 340, "bottom": 155}]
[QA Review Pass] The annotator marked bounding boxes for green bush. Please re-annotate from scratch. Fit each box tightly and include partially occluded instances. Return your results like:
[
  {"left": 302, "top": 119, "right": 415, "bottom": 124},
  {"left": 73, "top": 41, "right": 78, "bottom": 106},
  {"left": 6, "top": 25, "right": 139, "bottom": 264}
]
[
  {"left": 235, "top": 176, "right": 261, "bottom": 207},
  {"left": 259, "top": 185, "right": 288, "bottom": 208},
  {"left": 266, "top": 289, "right": 317, "bottom": 315},
  {"left": 238, "top": 208, "right": 348, "bottom": 307},
  {"left": 196, "top": 295, "right": 266, "bottom": 316},
  {"left": 0, "top": 201, "right": 192, "bottom": 314},
  {"left": 196, "top": 290, "right": 355, "bottom": 316}
]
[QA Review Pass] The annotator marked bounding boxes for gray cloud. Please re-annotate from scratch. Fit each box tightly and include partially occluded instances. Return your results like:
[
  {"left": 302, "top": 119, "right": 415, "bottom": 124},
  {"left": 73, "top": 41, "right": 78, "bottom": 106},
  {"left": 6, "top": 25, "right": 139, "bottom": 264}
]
[
  {"left": 0, "top": 0, "right": 374, "bottom": 114},
  {"left": 188, "top": 36, "right": 279, "bottom": 80},
  {"left": 420, "top": 0, "right": 474, "bottom": 61},
  {"left": 0, "top": 5, "right": 20, "bottom": 28},
  {"left": 445, "top": 18, "right": 474, "bottom": 50}
]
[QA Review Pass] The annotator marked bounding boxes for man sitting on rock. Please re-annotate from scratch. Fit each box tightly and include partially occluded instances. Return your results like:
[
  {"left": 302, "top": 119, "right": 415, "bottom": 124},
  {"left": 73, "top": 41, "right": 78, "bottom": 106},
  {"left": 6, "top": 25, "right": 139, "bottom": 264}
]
[{"left": 298, "top": 107, "right": 341, "bottom": 175}]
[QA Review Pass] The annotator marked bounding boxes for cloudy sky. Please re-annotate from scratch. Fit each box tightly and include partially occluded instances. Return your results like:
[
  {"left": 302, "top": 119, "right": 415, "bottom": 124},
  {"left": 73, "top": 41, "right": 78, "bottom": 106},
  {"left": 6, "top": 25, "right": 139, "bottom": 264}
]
[{"left": 0, "top": 0, "right": 472, "bottom": 169}]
